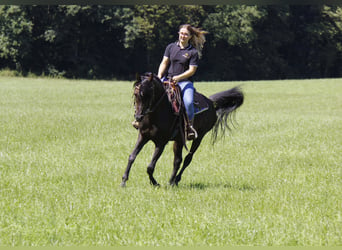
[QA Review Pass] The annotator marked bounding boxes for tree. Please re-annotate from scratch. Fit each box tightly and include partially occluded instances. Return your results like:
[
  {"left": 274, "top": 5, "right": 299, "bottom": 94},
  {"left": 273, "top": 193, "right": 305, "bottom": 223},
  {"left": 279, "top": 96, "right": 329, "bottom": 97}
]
[
  {"left": 285, "top": 5, "right": 342, "bottom": 78},
  {"left": 245, "top": 5, "right": 294, "bottom": 79},
  {"left": 24, "top": 5, "right": 134, "bottom": 78},
  {"left": 0, "top": 5, "right": 342, "bottom": 80},
  {"left": 318, "top": 5, "right": 342, "bottom": 77},
  {"left": 202, "top": 5, "right": 268, "bottom": 80},
  {"left": 203, "top": 5, "right": 267, "bottom": 46},
  {"left": 0, "top": 6, "right": 33, "bottom": 71}
]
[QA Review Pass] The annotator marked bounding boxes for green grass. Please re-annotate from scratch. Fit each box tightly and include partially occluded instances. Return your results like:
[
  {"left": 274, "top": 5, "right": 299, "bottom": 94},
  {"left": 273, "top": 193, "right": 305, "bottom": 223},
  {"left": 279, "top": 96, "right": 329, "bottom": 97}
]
[{"left": 0, "top": 77, "right": 341, "bottom": 246}]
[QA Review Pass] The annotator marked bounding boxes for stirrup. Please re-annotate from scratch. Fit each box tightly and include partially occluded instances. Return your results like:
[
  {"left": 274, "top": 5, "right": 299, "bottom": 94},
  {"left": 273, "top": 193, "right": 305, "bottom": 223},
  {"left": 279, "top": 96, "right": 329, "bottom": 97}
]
[{"left": 187, "top": 125, "right": 198, "bottom": 140}]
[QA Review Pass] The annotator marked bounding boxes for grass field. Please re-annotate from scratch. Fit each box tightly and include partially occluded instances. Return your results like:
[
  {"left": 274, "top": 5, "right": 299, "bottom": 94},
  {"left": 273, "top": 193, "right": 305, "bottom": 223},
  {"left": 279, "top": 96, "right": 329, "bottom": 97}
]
[{"left": 0, "top": 77, "right": 341, "bottom": 246}]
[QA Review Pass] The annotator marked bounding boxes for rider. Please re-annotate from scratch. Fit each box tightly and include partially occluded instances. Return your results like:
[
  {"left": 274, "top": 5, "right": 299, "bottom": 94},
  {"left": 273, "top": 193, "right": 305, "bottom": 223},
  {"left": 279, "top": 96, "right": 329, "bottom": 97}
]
[{"left": 133, "top": 24, "right": 208, "bottom": 140}]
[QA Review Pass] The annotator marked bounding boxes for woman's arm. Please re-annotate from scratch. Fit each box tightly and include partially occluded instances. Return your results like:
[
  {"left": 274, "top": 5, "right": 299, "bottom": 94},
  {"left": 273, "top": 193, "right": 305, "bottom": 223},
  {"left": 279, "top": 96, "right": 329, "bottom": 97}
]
[
  {"left": 172, "top": 65, "right": 197, "bottom": 82},
  {"left": 158, "top": 56, "right": 170, "bottom": 79}
]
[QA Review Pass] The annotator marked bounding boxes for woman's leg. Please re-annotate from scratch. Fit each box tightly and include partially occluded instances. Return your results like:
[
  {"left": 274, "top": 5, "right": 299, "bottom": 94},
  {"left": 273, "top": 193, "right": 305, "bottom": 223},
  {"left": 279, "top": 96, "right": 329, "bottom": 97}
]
[
  {"left": 178, "top": 81, "right": 195, "bottom": 120},
  {"left": 178, "top": 81, "right": 197, "bottom": 140}
]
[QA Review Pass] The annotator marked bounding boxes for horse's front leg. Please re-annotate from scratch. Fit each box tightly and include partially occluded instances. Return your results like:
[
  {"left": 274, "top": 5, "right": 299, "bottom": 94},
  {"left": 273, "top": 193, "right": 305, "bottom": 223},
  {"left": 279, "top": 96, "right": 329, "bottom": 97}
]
[
  {"left": 147, "top": 143, "right": 166, "bottom": 186},
  {"left": 121, "top": 134, "right": 148, "bottom": 187},
  {"left": 169, "top": 140, "right": 183, "bottom": 186}
]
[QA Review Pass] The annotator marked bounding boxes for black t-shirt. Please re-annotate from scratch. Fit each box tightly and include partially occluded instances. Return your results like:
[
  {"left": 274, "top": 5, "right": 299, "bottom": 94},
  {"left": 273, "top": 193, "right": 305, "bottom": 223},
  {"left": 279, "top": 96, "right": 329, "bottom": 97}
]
[{"left": 163, "top": 42, "right": 199, "bottom": 81}]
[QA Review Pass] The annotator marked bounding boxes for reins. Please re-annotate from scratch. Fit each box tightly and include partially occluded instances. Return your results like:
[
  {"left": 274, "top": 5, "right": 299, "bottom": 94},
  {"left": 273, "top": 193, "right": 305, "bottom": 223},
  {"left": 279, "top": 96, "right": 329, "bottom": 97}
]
[
  {"left": 143, "top": 91, "right": 167, "bottom": 115},
  {"left": 134, "top": 79, "right": 167, "bottom": 118}
]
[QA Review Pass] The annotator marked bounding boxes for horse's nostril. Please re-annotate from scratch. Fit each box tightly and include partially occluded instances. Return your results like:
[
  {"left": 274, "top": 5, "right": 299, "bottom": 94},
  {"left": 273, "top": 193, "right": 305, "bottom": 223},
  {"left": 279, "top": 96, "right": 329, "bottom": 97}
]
[{"left": 135, "top": 114, "right": 143, "bottom": 121}]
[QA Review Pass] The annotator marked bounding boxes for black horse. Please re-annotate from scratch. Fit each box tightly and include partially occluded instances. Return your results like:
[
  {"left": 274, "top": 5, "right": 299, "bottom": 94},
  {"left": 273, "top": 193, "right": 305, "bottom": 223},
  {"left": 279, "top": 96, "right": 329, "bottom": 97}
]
[{"left": 121, "top": 72, "right": 244, "bottom": 187}]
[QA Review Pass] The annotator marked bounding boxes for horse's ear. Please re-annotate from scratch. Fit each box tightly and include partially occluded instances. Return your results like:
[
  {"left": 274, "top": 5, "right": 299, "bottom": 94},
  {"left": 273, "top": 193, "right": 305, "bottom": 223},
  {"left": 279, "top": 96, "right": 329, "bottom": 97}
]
[{"left": 136, "top": 73, "right": 141, "bottom": 82}]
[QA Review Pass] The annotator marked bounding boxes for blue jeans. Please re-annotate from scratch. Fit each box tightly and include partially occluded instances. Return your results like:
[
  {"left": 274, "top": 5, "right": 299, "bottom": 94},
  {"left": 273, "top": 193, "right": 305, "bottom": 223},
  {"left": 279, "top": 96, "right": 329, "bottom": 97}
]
[{"left": 177, "top": 81, "right": 195, "bottom": 121}]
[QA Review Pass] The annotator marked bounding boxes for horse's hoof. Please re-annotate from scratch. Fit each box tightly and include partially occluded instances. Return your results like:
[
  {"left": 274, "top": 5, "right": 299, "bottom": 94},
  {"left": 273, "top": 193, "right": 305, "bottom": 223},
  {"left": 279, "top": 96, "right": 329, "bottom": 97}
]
[
  {"left": 175, "top": 175, "right": 181, "bottom": 184},
  {"left": 150, "top": 179, "right": 160, "bottom": 187},
  {"left": 169, "top": 181, "right": 178, "bottom": 187},
  {"left": 151, "top": 182, "right": 160, "bottom": 188},
  {"left": 120, "top": 181, "right": 126, "bottom": 188}
]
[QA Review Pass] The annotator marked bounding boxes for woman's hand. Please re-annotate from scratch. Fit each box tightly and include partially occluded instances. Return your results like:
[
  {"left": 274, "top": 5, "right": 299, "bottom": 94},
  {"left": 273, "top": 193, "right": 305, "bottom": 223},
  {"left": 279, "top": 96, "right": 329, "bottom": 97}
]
[
  {"left": 172, "top": 75, "right": 181, "bottom": 83},
  {"left": 172, "top": 65, "right": 197, "bottom": 83}
]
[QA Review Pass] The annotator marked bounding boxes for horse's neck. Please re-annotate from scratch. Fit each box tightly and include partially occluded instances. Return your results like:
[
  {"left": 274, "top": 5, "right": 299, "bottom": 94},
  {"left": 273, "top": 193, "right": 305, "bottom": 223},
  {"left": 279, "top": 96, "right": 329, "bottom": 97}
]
[
  {"left": 148, "top": 83, "right": 170, "bottom": 118},
  {"left": 153, "top": 82, "right": 166, "bottom": 100}
]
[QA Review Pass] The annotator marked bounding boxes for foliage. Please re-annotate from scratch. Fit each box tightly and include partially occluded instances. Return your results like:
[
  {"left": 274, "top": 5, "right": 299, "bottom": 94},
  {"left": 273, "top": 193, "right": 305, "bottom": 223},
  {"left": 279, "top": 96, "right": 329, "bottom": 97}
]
[
  {"left": 0, "top": 6, "right": 33, "bottom": 70},
  {"left": 284, "top": 5, "right": 342, "bottom": 78},
  {"left": 24, "top": 5, "right": 133, "bottom": 79},
  {"left": 0, "top": 5, "right": 342, "bottom": 80},
  {"left": 203, "top": 5, "right": 267, "bottom": 46}
]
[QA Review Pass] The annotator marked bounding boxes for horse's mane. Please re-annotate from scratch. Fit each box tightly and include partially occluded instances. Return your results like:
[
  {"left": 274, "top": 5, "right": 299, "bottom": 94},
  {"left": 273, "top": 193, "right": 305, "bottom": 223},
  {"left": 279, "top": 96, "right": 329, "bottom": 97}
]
[
  {"left": 144, "top": 72, "right": 163, "bottom": 84},
  {"left": 133, "top": 72, "right": 162, "bottom": 88}
]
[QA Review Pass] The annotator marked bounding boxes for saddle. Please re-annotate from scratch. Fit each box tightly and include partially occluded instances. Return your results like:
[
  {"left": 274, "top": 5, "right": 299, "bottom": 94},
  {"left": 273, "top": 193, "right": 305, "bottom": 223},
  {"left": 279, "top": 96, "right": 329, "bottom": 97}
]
[
  {"left": 163, "top": 80, "right": 209, "bottom": 148},
  {"left": 163, "top": 80, "right": 209, "bottom": 116}
]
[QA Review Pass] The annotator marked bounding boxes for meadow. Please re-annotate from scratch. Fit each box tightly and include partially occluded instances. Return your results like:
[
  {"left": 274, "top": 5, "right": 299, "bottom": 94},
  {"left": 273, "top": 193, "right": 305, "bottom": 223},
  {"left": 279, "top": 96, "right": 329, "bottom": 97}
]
[{"left": 0, "top": 76, "right": 341, "bottom": 246}]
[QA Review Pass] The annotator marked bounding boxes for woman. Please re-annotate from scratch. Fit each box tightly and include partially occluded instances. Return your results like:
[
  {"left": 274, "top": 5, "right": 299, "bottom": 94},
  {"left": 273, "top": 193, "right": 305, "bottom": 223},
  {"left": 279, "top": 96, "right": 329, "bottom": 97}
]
[
  {"left": 158, "top": 24, "right": 208, "bottom": 140},
  {"left": 133, "top": 24, "right": 208, "bottom": 140}
]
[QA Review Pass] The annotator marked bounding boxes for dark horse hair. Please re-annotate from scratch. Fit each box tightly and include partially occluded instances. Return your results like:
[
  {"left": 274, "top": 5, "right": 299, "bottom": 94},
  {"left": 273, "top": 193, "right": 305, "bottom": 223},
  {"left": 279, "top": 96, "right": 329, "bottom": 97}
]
[
  {"left": 210, "top": 86, "right": 244, "bottom": 142},
  {"left": 121, "top": 72, "right": 244, "bottom": 187}
]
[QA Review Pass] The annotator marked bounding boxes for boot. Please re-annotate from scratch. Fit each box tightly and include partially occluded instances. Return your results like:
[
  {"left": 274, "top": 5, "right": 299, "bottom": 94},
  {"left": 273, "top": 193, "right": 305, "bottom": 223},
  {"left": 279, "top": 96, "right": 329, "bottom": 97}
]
[
  {"left": 186, "top": 119, "right": 198, "bottom": 140},
  {"left": 132, "top": 120, "right": 139, "bottom": 129}
]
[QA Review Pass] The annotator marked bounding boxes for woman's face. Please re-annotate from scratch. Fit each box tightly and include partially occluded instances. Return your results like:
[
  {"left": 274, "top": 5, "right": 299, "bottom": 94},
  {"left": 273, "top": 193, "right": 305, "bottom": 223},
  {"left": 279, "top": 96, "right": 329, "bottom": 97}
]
[{"left": 178, "top": 27, "right": 192, "bottom": 44}]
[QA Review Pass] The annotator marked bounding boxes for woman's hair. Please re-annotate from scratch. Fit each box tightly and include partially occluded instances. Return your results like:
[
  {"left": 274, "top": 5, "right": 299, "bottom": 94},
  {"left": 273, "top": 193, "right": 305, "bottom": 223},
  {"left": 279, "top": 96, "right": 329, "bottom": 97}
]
[{"left": 179, "top": 24, "right": 208, "bottom": 58}]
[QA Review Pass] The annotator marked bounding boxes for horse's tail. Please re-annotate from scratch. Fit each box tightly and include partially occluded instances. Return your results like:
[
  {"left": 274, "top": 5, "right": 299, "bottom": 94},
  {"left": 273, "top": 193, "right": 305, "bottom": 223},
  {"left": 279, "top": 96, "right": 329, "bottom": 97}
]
[{"left": 209, "top": 86, "right": 244, "bottom": 142}]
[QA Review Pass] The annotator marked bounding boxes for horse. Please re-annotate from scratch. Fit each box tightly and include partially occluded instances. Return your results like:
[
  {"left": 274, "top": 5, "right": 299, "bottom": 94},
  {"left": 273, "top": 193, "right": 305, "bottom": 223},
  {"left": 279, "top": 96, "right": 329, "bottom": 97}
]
[{"left": 121, "top": 72, "right": 244, "bottom": 187}]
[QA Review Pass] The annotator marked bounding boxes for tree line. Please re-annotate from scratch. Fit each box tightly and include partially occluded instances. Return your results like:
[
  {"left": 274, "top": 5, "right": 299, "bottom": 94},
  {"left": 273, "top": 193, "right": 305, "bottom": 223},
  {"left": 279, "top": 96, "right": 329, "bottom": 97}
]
[{"left": 1, "top": 5, "right": 342, "bottom": 81}]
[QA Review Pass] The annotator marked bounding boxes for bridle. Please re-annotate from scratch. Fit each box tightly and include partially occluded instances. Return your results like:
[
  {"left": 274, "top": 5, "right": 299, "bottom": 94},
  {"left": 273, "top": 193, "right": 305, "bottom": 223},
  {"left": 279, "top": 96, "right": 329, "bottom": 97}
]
[{"left": 134, "top": 77, "right": 167, "bottom": 121}]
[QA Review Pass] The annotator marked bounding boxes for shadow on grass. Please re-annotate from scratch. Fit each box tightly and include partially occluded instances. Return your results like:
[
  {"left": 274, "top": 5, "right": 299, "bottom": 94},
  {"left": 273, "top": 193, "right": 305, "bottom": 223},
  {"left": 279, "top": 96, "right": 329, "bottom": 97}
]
[{"left": 182, "top": 182, "right": 256, "bottom": 191}]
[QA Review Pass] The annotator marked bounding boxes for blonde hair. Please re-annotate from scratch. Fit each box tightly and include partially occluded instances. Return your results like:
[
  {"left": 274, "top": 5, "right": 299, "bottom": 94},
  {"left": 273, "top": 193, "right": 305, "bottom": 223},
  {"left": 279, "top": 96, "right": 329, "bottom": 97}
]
[{"left": 179, "top": 24, "right": 208, "bottom": 58}]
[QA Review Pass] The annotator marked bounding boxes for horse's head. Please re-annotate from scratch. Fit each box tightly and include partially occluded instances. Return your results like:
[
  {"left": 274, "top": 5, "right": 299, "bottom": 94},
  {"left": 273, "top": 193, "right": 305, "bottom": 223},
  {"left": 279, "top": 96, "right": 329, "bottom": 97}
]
[{"left": 133, "top": 72, "right": 163, "bottom": 121}]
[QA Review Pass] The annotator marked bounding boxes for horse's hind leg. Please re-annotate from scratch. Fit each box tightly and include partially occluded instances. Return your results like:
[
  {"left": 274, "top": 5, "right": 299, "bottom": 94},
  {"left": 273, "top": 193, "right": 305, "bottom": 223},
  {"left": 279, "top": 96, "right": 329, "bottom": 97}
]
[
  {"left": 147, "top": 143, "right": 166, "bottom": 186},
  {"left": 169, "top": 140, "right": 183, "bottom": 186},
  {"left": 175, "top": 135, "right": 203, "bottom": 185}
]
